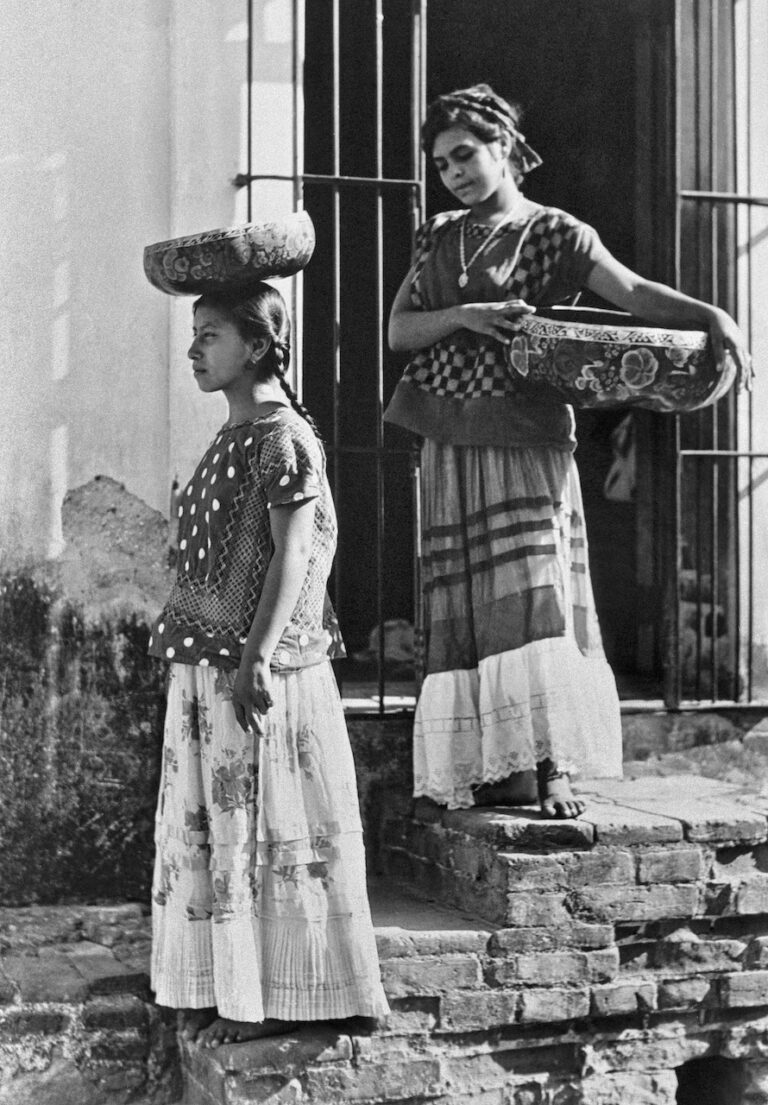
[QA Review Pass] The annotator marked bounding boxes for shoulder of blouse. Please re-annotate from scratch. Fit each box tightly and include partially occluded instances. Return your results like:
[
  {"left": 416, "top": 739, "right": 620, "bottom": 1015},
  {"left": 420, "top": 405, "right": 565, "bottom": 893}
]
[
  {"left": 532, "top": 205, "right": 590, "bottom": 233},
  {"left": 258, "top": 407, "right": 325, "bottom": 460}
]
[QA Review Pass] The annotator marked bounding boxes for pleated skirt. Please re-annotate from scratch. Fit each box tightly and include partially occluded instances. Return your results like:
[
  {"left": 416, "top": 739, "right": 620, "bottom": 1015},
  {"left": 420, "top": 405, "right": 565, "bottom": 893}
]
[
  {"left": 414, "top": 439, "right": 623, "bottom": 810},
  {"left": 151, "top": 661, "right": 389, "bottom": 1023}
]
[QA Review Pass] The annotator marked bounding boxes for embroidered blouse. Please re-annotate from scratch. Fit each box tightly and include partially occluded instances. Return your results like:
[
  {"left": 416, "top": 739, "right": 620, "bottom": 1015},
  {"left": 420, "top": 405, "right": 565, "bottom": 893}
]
[
  {"left": 383, "top": 205, "right": 609, "bottom": 449},
  {"left": 148, "top": 407, "right": 344, "bottom": 672}
]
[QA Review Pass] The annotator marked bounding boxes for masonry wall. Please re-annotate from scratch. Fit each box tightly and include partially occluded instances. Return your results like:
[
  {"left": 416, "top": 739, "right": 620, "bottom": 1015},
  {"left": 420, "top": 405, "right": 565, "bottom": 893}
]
[{"left": 1, "top": 0, "right": 297, "bottom": 566}]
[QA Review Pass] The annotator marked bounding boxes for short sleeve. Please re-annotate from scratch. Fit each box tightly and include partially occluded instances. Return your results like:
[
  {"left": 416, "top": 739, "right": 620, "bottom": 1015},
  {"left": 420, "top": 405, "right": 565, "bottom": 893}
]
[
  {"left": 258, "top": 422, "right": 324, "bottom": 509},
  {"left": 537, "top": 211, "right": 611, "bottom": 304},
  {"left": 410, "top": 211, "right": 459, "bottom": 308}
]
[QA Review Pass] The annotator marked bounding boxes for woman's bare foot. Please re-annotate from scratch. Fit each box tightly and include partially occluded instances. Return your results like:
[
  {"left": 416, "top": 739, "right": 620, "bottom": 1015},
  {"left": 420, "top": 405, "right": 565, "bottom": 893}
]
[
  {"left": 198, "top": 1017, "right": 301, "bottom": 1049},
  {"left": 178, "top": 1007, "right": 218, "bottom": 1041},
  {"left": 537, "top": 759, "right": 586, "bottom": 819}
]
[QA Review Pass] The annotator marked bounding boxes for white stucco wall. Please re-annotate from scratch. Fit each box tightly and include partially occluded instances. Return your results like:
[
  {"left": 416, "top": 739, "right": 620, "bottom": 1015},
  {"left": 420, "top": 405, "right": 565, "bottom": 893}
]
[{"left": 0, "top": 0, "right": 298, "bottom": 564}]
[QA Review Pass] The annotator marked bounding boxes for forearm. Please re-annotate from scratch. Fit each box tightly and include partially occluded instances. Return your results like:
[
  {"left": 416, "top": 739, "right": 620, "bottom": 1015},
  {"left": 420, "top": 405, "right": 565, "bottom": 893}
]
[
  {"left": 240, "top": 543, "right": 311, "bottom": 666},
  {"left": 626, "top": 280, "right": 724, "bottom": 329},
  {"left": 388, "top": 305, "right": 465, "bottom": 352}
]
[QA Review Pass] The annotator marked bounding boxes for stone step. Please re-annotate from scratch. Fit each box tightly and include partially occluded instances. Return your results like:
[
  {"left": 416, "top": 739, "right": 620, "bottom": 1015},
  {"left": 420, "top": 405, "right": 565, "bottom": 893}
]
[
  {"left": 380, "top": 775, "right": 768, "bottom": 929},
  {"left": 182, "top": 878, "right": 768, "bottom": 1105}
]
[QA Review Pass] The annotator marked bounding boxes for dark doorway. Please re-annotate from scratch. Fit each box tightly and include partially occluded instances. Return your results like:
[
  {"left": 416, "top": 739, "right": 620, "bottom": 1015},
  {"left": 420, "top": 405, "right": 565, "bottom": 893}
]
[
  {"left": 426, "top": 0, "right": 663, "bottom": 687},
  {"left": 300, "top": 0, "right": 676, "bottom": 696},
  {"left": 677, "top": 1056, "right": 746, "bottom": 1104}
]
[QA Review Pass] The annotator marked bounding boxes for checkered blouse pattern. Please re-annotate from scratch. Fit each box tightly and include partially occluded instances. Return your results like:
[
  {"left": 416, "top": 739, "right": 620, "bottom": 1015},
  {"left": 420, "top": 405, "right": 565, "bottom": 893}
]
[{"left": 404, "top": 209, "right": 596, "bottom": 400}]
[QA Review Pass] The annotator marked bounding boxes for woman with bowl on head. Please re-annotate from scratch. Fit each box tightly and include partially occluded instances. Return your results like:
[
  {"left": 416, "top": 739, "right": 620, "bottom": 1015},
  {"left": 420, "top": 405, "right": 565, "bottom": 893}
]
[
  {"left": 386, "top": 83, "right": 751, "bottom": 818},
  {"left": 149, "top": 282, "right": 388, "bottom": 1047}
]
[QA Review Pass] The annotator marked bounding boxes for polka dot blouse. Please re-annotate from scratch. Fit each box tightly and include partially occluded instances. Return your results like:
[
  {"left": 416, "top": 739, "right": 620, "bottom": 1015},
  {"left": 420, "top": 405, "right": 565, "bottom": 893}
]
[{"left": 148, "top": 408, "right": 345, "bottom": 672}]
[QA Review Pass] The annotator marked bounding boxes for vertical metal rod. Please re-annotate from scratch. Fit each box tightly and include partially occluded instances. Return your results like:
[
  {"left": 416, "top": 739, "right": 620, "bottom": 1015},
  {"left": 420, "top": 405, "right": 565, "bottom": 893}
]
[
  {"left": 666, "top": 0, "right": 683, "bottom": 708},
  {"left": 728, "top": 0, "right": 740, "bottom": 701},
  {"left": 375, "top": 0, "right": 386, "bottom": 713},
  {"left": 331, "top": 0, "right": 343, "bottom": 636},
  {"left": 247, "top": 0, "right": 254, "bottom": 222},
  {"left": 293, "top": 0, "right": 306, "bottom": 405},
  {"left": 746, "top": 0, "right": 755, "bottom": 700},
  {"left": 410, "top": 0, "right": 427, "bottom": 692},
  {"left": 707, "top": 0, "right": 720, "bottom": 701}
]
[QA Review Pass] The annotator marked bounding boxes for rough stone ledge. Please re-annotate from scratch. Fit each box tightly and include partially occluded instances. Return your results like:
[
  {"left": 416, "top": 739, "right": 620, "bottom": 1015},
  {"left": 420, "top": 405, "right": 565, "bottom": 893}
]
[{"left": 180, "top": 1009, "right": 768, "bottom": 1105}]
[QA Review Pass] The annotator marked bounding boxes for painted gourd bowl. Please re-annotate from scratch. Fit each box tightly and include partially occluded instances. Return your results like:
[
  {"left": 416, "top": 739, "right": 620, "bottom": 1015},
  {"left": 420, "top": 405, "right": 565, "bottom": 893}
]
[
  {"left": 143, "top": 212, "right": 316, "bottom": 296},
  {"left": 509, "top": 307, "right": 736, "bottom": 412}
]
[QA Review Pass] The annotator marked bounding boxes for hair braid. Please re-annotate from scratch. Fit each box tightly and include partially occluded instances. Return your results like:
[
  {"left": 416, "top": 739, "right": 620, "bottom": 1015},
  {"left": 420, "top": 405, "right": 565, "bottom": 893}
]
[{"left": 278, "top": 372, "right": 322, "bottom": 440}]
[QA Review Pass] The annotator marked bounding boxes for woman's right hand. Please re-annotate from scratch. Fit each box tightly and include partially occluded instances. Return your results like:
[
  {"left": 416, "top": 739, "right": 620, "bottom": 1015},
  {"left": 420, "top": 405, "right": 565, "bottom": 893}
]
[
  {"left": 232, "top": 657, "right": 273, "bottom": 735},
  {"left": 456, "top": 299, "right": 536, "bottom": 344}
]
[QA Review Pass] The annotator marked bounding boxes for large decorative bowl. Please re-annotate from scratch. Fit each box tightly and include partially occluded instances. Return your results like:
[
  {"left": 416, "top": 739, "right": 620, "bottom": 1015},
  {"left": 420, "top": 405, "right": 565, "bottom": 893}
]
[
  {"left": 143, "top": 212, "right": 315, "bottom": 296},
  {"left": 509, "top": 307, "right": 735, "bottom": 412}
]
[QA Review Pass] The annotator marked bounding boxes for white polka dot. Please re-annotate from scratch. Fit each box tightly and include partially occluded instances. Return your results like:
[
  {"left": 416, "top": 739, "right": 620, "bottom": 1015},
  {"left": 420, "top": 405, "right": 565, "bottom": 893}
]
[
  {"left": 148, "top": 636, "right": 153, "bottom": 648},
  {"left": 227, "top": 466, "right": 235, "bottom": 478},
  {"left": 228, "top": 442, "right": 235, "bottom": 452},
  {"left": 299, "top": 633, "right": 309, "bottom": 647},
  {"left": 210, "top": 474, "right": 216, "bottom": 484},
  {"left": 201, "top": 489, "right": 206, "bottom": 499},
  {"left": 158, "top": 622, "right": 165, "bottom": 633},
  {"left": 183, "top": 636, "right": 194, "bottom": 647},
  {"left": 244, "top": 437, "right": 253, "bottom": 447},
  {"left": 206, "top": 630, "right": 215, "bottom": 637},
  {"left": 177, "top": 506, "right": 183, "bottom": 518},
  {"left": 185, "top": 561, "right": 190, "bottom": 571},
  {"left": 205, "top": 511, "right": 210, "bottom": 522},
  {"left": 267, "top": 501, "right": 273, "bottom": 509},
  {"left": 239, "top": 636, "right": 248, "bottom": 644},
  {"left": 219, "top": 648, "right": 230, "bottom": 656},
  {"left": 186, "top": 486, "right": 192, "bottom": 496},
  {"left": 277, "top": 650, "right": 290, "bottom": 665},
  {"left": 279, "top": 474, "right": 290, "bottom": 487},
  {"left": 213, "top": 453, "right": 220, "bottom": 463},
  {"left": 199, "top": 658, "right": 210, "bottom": 667},
  {"left": 191, "top": 504, "right": 196, "bottom": 515},
  {"left": 166, "top": 647, "right": 175, "bottom": 658},
  {"left": 293, "top": 491, "right": 304, "bottom": 501},
  {"left": 212, "top": 499, "right": 220, "bottom": 511},
  {"left": 201, "top": 468, "right": 208, "bottom": 479},
  {"left": 180, "top": 538, "right": 187, "bottom": 550},
  {"left": 192, "top": 525, "right": 198, "bottom": 536},
  {"left": 198, "top": 548, "right": 205, "bottom": 559}
]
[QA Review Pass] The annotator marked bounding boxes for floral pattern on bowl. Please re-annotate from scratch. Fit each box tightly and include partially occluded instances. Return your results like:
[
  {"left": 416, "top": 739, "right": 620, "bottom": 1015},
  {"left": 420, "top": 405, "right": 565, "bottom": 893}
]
[
  {"left": 143, "top": 212, "right": 316, "bottom": 296},
  {"left": 510, "top": 308, "right": 736, "bottom": 413}
]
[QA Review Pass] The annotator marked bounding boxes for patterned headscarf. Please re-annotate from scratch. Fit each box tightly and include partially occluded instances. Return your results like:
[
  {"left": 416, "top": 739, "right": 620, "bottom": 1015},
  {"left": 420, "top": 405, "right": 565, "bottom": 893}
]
[{"left": 423, "top": 83, "right": 543, "bottom": 177}]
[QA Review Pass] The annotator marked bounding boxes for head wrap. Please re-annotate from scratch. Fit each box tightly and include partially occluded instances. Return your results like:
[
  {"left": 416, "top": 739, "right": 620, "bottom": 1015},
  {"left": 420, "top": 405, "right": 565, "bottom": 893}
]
[{"left": 425, "top": 85, "right": 543, "bottom": 176}]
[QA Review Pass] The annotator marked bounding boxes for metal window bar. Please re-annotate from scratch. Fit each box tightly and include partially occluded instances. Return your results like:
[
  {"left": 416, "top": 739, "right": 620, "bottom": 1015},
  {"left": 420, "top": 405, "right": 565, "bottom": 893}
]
[
  {"left": 239, "top": 0, "right": 426, "bottom": 715},
  {"left": 669, "top": 0, "right": 765, "bottom": 707}
]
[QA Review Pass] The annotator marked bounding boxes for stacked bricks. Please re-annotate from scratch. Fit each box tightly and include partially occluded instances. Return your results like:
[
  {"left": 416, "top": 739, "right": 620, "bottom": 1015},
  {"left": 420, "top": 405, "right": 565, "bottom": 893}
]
[
  {"left": 0, "top": 903, "right": 179, "bottom": 1104},
  {"left": 181, "top": 774, "right": 768, "bottom": 1105}
]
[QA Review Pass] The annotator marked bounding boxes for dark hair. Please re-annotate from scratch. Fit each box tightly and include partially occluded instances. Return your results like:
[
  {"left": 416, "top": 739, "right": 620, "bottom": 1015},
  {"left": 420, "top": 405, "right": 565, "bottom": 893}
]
[
  {"left": 422, "top": 83, "right": 526, "bottom": 185},
  {"left": 193, "top": 283, "right": 321, "bottom": 438}
]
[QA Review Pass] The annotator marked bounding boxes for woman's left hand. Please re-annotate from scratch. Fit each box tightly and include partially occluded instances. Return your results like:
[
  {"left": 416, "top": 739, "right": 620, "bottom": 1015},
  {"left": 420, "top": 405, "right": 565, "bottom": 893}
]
[
  {"left": 707, "top": 308, "right": 753, "bottom": 391},
  {"left": 232, "top": 658, "right": 274, "bottom": 734}
]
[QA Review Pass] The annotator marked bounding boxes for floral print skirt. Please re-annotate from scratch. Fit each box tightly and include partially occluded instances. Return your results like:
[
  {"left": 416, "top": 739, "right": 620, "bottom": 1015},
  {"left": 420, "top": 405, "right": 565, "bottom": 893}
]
[
  {"left": 151, "top": 661, "right": 389, "bottom": 1023},
  {"left": 414, "top": 439, "right": 623, "bottom": 810}
]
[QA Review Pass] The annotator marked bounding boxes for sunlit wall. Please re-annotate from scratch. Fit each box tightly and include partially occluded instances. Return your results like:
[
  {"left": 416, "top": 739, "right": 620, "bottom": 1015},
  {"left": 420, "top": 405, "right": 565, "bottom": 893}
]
[{"left": 0, "top": 0, "right": 297, "bottom": 563}]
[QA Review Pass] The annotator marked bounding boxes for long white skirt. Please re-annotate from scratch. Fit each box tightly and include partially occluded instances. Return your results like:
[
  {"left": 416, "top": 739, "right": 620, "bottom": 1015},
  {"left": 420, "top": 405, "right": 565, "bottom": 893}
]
[
  {"left": 414, "top": 440, "right": 623, "bottom": 810},
  {"left": 151, "top": 661, "right": 389, "bottom": 1023}
]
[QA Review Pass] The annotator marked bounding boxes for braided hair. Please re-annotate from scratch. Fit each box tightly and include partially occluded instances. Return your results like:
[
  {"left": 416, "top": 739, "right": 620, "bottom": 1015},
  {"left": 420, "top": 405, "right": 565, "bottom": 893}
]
[{"left": 193, "top": 283, "right": 322, "bottom": 439}]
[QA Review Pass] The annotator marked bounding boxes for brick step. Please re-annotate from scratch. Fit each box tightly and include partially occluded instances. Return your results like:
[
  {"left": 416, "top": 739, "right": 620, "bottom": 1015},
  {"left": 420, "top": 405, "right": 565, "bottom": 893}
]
[
  {"left": 182, "top": 878, "right": 768, "bottom": 1105},
  {"left": 381, "top": 775, "right": 768, "bottom": 929}
]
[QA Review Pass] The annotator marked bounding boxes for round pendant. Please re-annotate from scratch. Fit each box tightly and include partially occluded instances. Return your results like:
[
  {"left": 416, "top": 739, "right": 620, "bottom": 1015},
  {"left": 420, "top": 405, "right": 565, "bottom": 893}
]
[{"left": 458, "top": 272, "right": 469, "bottom": 288}]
